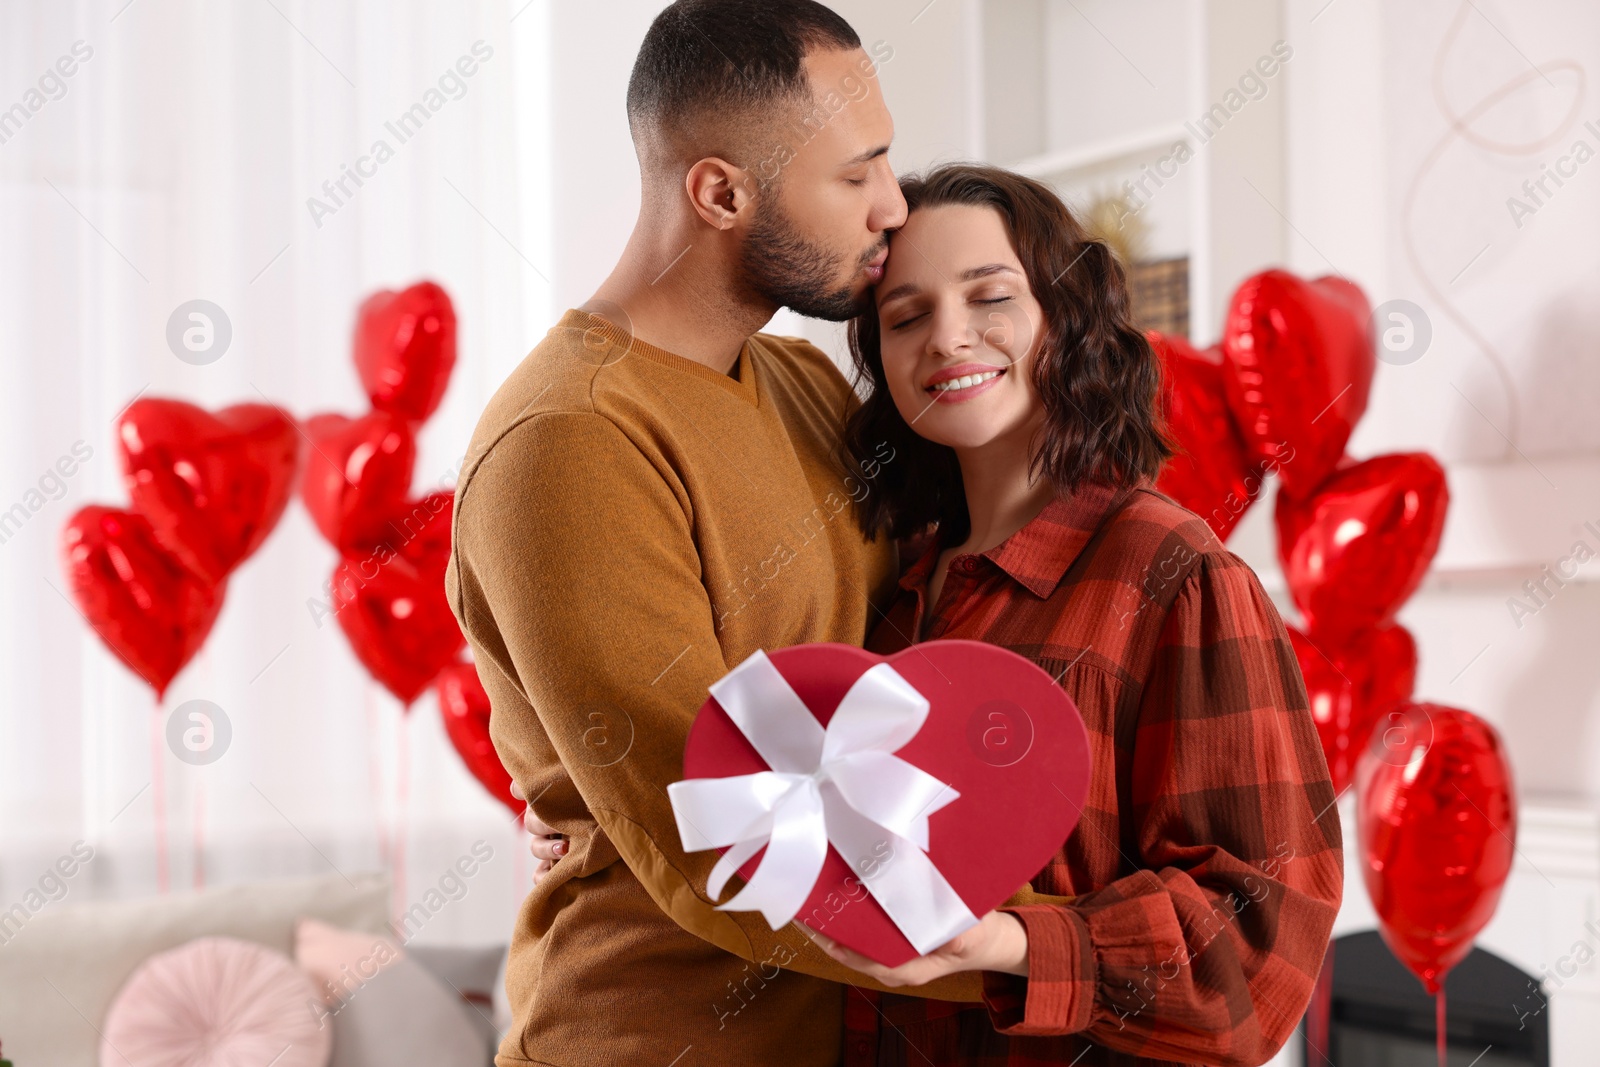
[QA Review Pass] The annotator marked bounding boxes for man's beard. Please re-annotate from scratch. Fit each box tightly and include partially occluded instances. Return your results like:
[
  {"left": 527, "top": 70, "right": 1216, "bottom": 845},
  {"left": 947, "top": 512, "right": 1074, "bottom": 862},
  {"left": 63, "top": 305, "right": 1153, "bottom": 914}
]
[{"left": 738, "top": 194, "right": 882, "bottom": 322}]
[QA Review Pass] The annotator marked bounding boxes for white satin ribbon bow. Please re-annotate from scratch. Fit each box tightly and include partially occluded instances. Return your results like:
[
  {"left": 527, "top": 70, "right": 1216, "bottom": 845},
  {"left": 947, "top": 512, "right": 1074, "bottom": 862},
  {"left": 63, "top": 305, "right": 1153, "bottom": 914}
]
[{"left": 667, "top": 649, "right": 979, "bottom": 955}]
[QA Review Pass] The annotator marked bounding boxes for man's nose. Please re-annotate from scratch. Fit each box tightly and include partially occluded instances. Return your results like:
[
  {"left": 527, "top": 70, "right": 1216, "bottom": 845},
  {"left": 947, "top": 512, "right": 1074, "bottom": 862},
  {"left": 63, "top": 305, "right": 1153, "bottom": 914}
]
[{"left": 870, "top": 159, "right": 908, "bottom": 232}]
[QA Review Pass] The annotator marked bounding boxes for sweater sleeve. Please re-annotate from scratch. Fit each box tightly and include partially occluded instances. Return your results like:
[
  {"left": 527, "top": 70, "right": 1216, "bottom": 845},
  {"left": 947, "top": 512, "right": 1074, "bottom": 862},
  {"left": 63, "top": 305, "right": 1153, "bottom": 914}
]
[
  {"left": 449, "top": 410, "right": 980, "bottom": 1002},
  {"left": 979, "top": 552, "right": 1344, "bottom": 1065}
]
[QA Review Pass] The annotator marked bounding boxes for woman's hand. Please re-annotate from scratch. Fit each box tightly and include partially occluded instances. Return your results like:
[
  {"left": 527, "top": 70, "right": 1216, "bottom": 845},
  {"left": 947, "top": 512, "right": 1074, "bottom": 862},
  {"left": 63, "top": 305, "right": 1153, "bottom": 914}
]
[
  {"left": 510, "top": 781, "right": 566, "bottom": 885},
  {"left": 804, "top": 910, "right": 1030, "bottom": 986}
]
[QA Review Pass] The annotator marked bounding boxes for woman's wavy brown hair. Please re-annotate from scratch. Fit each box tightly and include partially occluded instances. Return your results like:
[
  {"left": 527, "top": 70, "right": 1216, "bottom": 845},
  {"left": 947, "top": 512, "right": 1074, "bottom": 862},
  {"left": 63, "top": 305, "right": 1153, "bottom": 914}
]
[{"left": 843, "top": 163, "right": 1173, "bottom": 543}]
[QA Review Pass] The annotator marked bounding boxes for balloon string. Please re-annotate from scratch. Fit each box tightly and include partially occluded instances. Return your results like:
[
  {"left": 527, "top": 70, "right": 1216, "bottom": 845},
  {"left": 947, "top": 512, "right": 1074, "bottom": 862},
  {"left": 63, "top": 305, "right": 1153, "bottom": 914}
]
[
  {"left": 368, "top": 687, "right": 388, "bottom": 867},
  {"left": 193, "top": 775, "right": 206, "bottom": 891},
  {"left": 394, "top": 711, "right": 410, "bottom": 928},
  {"left": 150, "top": 702, "right": 169, "bottom": 894},
  {"left": 1436, "top": 986, "right": 1447, "bottom": 1067}
]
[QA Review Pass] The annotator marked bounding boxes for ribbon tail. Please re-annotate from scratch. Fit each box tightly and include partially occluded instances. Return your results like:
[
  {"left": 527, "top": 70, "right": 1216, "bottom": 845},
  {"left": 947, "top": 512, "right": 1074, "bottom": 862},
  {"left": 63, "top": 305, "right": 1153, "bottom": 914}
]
[
  {"left": 715, "top": 780, "right": 829, "bottom": 930},
  {"left": 821, "top": 784, "right": 978, "bottom": 955},
  {"left": 707, "top": 834, "right": 766, "bottom": 901}
]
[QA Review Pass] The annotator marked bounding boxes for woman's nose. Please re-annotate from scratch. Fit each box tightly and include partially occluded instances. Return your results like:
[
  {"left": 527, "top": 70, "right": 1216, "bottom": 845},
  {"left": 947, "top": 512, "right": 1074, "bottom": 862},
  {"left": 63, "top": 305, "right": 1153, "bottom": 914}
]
[{"left": 925, "top": 300, "right": 974, "bottom": 358}]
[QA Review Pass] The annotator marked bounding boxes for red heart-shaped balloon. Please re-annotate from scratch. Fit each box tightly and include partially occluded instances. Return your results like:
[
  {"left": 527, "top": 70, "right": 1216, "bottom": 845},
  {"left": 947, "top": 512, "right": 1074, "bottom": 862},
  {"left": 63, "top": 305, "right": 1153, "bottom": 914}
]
[
  {"left": 299, "top": 411, "right": 417, "bottom": 554},
  {"left": 1276, "top": 453, "right": 1448, "bottom": 645},
  {"left": 1357, "top": 703, "right": 1516, "bottom": 994},
  {"left": 371, "top": 491, "right": 452, "bottom": 563},
  {"left": 61, "top": 506, "right": 226, "bottom": 699},
  {"left": 354, "top": 281, "right": 457, "bottom": 423},
  {"left": 1221, "top": 271, "right": 1375, "bottom": 498},
  {"left": 1289, "top": 623, "right": 1417, "bottom": 795},
  {"left": 682, "top": 640, "right": 1091, "bottom": 968},
  {"left": 116, "top": 399, "right": 301, "bottom": 584},
  {"left": 331, "top": 523, "right": 462, "bottom": 707},
  {"left": 1149, "top": 331, "right": 1260, "bottom": 541},
  {"left": 436, "top": 660, "right": 520, "bottom": 817}
]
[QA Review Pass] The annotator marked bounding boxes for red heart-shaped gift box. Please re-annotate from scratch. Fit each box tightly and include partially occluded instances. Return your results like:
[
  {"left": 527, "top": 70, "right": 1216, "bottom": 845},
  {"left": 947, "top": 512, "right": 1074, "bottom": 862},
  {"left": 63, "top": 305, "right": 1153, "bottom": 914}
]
[{"left": 681, "top": 640, "right": 1092, "bottom": 967}]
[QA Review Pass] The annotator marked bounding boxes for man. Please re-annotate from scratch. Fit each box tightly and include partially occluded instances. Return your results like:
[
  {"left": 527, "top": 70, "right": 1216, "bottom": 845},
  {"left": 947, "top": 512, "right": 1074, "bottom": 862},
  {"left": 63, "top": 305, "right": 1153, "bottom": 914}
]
[{"left": 446, "top": 3, "right": 979, "bottom": 1065}]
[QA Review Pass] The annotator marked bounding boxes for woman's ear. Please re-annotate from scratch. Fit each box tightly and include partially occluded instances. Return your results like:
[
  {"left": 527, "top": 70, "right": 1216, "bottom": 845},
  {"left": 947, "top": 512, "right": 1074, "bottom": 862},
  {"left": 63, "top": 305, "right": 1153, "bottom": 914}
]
[{"left": 684, "top": 157, "right": 758, "bottom": 230}]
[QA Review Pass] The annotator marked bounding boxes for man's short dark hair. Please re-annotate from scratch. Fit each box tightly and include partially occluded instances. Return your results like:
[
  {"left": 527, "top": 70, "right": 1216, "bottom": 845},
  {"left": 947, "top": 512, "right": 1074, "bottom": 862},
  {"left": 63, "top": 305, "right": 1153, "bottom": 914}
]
[{"left": 627, "top": 0, "right": 861, "bottom": 159}]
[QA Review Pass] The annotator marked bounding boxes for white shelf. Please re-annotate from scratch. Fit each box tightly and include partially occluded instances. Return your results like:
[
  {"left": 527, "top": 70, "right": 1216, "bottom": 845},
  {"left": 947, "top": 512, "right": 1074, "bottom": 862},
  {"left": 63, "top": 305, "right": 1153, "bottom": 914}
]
[
  {"left": 1229, "top": 455, "right": 1600, "bottom": 593},
  {"left": 1007, "top": 121, "right": 1196, "bottom": 180}
]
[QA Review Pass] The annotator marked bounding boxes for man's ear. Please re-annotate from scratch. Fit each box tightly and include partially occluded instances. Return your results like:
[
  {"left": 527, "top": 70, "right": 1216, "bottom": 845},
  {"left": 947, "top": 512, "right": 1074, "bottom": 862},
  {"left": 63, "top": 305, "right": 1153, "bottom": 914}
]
[{"left": 685, "top": 157, "right": 759, "bottom": 230}]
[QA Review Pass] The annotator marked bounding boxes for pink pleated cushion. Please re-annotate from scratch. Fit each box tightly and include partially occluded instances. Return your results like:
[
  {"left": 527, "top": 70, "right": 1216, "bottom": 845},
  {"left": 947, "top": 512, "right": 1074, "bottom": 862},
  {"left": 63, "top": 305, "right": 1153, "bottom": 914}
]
[{"left": 100, "top": 936, "right": 331, "bottom": 1067}]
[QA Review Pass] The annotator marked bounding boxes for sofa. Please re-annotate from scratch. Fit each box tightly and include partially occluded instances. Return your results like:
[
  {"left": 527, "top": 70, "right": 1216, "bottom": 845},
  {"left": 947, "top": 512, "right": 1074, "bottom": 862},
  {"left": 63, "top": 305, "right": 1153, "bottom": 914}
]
[{"left": 0, "top": 872, "right": 510, "bottom": 1066}]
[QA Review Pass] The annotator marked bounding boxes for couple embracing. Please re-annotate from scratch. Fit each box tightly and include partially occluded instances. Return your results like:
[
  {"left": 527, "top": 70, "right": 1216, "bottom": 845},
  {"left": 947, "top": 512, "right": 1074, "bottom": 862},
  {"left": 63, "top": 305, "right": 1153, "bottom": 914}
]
[{"left": 445, "top": 2, "right": 1342, "bottom": 1065}]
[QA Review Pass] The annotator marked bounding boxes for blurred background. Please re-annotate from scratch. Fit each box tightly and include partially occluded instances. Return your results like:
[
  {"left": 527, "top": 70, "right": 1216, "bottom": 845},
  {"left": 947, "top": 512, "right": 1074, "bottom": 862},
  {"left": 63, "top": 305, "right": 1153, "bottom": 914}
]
[{"left": 1, "top": 1, "right": 1597, "bottom": 1064}]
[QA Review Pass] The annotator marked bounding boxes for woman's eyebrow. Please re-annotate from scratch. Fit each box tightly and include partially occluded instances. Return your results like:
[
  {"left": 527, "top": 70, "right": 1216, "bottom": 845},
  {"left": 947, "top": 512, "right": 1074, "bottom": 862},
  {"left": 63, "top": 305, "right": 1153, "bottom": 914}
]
[
  {"left": 877, "top": 281, "right": 921, "bottom": 305},
  {"left": 960, "top": 264, "right": 1022, "bottom": 282},
  {"left": 878, "top": 263, "right": 1022, "bottom": 307}
]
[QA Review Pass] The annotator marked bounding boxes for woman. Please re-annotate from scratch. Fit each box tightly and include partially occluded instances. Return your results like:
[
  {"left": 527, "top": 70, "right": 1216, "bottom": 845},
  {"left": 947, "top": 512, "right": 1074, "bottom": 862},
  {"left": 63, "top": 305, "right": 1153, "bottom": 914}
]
[{"left": 809, "top": 164, "right": 1343, "bottom": 1067}]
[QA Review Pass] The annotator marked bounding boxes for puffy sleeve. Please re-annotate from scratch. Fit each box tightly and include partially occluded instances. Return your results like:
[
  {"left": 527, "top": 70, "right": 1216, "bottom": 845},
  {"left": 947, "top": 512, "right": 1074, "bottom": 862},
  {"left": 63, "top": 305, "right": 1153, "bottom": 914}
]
[{"left": 981, "top": 550, "right": 1344, "bottom": 1066}]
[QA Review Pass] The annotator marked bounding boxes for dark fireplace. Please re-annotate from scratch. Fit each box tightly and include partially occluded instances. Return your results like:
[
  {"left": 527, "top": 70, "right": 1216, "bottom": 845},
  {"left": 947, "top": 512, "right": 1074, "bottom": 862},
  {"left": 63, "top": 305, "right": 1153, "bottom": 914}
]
[{"left": 1303, "top": 931, "right": 1549, "bottom": 1066}]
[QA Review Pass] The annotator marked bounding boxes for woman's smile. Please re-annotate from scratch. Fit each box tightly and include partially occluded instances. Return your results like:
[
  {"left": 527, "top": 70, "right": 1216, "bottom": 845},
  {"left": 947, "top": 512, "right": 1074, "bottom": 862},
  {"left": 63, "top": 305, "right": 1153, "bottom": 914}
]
[{"left": 923, "top": 362, "right": 1009, "bottom": 402}]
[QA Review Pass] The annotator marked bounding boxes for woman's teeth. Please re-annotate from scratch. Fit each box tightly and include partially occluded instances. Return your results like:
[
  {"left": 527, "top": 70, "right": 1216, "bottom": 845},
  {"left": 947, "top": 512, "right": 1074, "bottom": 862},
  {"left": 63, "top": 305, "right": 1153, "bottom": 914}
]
[{"left": 931, "top": 369, "right": 1002, "bottom": 393}]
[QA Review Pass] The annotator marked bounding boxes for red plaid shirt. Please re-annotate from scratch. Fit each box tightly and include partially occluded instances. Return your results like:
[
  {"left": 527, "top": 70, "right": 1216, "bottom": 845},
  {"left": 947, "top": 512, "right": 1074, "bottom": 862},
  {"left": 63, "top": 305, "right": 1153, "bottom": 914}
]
[{"left": 843, "top": 481, "right": 1343, "bottom": 1067}]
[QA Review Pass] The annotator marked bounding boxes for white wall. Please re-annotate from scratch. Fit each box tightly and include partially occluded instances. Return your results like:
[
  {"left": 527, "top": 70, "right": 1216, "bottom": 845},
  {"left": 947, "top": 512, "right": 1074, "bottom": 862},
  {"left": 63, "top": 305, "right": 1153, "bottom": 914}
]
[{"left": 1260, "top": 0, "right": 1600, "bottom": 803}]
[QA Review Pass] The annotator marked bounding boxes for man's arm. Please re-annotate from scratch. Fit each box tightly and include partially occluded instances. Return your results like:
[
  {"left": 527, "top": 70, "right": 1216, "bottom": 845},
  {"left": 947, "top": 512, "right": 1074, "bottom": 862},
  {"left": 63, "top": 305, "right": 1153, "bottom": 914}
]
[{"left": 450, "top": 410, "right": 979, "bottom": 1001}]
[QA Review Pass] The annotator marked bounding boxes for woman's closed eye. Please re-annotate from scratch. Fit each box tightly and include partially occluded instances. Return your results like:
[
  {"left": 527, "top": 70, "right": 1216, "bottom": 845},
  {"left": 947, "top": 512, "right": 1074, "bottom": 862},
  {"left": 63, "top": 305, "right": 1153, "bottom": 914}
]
[{"left": 886, "top": 293, "right": 1015, "bottom": 331}]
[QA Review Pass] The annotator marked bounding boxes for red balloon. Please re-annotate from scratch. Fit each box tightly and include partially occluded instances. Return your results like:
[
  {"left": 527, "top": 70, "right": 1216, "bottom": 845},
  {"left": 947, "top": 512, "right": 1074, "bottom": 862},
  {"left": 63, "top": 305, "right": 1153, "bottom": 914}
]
[
  {"left": 330, "top": 501, "right": 462, "bottom": 706},
  {"left": 116, "top": 399, "right": 300, "bottom": 584},
  {"left": 1289, "top": 623, "right": 1417, "bottom": 794},
  {"left": 354, "top": 281, "right": 457, "bottom": 423},
  {"left": 1150, "top": 330, "right": 1260, "bottom": 541},
  {"left": 1221, "top": 271, "right": 1375, "bottom": 498},
  {"left": 436, "top": 660, "right": 520, "bottom": 817},
  {"left": 375, "top": 490, "right": 452, "bottom": 562},
  {"left": 1276, "top": 453, "right": 1449, "bottom": 645},
  {"left": 1357, "top": 704, "right": 1516, "bottom": 994},
  {"left": 299, "top": 411, "right": 416, "bottom": 554},
  {"left": 61, "top": 506, "right": 225, "bottom": 699}
]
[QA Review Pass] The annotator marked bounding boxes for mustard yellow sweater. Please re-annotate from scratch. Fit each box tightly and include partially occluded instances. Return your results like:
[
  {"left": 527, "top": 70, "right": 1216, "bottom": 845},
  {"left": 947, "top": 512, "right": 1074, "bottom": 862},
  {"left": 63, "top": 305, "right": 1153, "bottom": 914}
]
[{"left": 447, "top": 309, "right": 982, "bottom": 1067}]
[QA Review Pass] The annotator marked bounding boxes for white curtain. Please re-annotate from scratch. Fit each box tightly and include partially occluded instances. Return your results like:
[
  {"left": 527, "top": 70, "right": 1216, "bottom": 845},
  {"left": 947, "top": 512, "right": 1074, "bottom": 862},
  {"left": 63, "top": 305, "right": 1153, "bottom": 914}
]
[{"left": 0, "top": 0, "right": 554, "bottom": 945}]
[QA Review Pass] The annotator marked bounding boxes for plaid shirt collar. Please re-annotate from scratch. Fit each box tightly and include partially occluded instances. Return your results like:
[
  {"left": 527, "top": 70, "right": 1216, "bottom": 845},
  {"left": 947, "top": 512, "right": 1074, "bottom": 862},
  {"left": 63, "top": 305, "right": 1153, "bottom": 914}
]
[{"left": 900, "top": 479, "right": 1143, "bottom": 600}]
